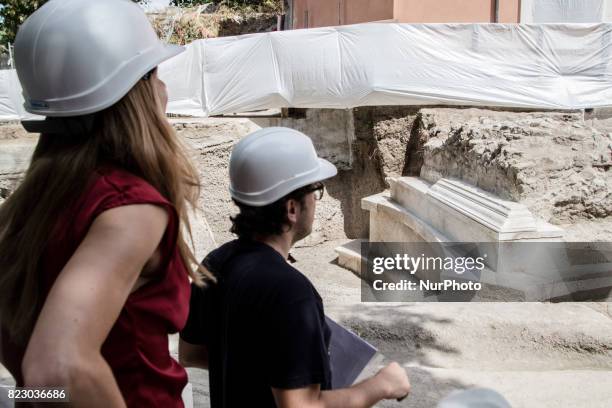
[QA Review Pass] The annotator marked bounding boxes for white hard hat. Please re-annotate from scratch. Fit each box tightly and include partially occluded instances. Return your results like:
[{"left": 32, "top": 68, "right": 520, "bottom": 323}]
[
  {"left": 229, "top": 127, "right": 338, "bottom": 207},
  {"left": 14, "top": 0, "right": 184, "bottom": 117}
]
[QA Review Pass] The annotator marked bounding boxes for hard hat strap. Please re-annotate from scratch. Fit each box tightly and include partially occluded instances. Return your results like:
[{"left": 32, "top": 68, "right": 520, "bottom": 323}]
[{"left": 21, "top": 115, "right": 96, "bottom": 135}]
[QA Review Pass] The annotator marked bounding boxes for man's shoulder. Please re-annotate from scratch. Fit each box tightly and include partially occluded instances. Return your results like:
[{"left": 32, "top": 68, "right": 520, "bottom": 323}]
[
  {"left": 204, "top": 239, "right": 285, "bottom": 271},
  {"left": 205, "top": 240, "right": 319, "bottom": 304}
]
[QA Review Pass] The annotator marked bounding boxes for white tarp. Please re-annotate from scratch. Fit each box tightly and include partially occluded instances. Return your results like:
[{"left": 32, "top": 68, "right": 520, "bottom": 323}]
[
  {"left": 162, "top": 23, "right": 612, "bottom": 116},
  {"left": 0, "top": 71, "right": 16, "bottom": 120},
  {"left": 0, "top": 69, "right": 39, "bottom": 121},
  {"left": 521, "top": 0, "right": 610, "bottom": 23},
  {"left": 158, "top": 40, "right": 206, "bottom": 116},
  {"left": 0, "top": 70, "right": 25, "bottom": 121},
  {"left": 4, "top": 23, "right": 612, "bottom": 119}
]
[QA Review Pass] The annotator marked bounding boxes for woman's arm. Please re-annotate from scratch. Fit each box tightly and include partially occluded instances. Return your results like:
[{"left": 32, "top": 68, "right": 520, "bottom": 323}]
[{"left": 21, "top": 204, "right": 169, "bottom": 407}]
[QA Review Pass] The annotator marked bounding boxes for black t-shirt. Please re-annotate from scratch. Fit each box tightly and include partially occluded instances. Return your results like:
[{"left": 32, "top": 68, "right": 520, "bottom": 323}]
[{"left": 180, "top": 239, "right": 332, "bottom": 408}]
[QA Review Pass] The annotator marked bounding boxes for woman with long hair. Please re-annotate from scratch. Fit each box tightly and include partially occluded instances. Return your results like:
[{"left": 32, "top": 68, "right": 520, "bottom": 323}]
[{"left": 0, "top": 0, "right": 210, "bottom": 406}]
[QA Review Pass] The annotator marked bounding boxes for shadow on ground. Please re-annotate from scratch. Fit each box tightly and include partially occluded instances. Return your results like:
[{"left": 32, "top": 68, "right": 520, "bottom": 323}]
[{"left": 334, "top": 304, "right": 469, "bottom": 407}]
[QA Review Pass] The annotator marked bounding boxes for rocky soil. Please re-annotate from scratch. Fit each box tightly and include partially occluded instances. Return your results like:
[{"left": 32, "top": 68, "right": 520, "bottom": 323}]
[{"left": 417, "top": 109, "right": 611, "bottom": 224}]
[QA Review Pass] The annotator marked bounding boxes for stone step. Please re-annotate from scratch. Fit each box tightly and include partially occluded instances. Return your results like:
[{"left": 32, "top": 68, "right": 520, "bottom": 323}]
[
  {"left": 362, "top": 192, "right": 450, "bottom": 243},
  {"left": 388, "top": 176, "right": 564, "bottom": 242},
  {"left": 334, "top": 239, "right": 364, "bottom": 276}
]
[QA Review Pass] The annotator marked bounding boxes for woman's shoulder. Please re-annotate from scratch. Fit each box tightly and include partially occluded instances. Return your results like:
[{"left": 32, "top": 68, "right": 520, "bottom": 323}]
[
  {"left": 83, "top": 166, "right": 173, "bottom": 219},
  {"left": 91, "top": 166, "right": 168, "bottom": 205}
]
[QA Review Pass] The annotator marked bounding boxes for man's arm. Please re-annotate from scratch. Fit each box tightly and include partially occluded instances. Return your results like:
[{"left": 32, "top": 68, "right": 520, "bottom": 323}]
[
  {"left": 179, "top": 280, "right": 210, "bottom": 369},
  {"left": 272, "top": 362, "right": 410, "bottom": 408},
  {"left": 178, "top": 338, "right": 209, "bottom": 369}
]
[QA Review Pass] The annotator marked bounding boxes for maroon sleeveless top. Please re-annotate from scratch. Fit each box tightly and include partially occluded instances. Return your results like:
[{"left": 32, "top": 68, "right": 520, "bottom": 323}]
[{"left": 1, "top": 167, "right": 190, "bottom": 407}]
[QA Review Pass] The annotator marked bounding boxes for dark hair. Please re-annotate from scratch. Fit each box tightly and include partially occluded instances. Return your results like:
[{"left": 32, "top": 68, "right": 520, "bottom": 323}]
[{"left": 230, "top": 182, "right": 323, "bottom": 240}]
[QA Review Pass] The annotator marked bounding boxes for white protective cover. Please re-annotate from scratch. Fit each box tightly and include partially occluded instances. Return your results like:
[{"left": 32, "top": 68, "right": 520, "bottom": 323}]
[
  {"left": 0, "top": 70, "right": 18, "bottom": 120},
  {"left": 161, "top": 22, "right": 612, "bottom": 116},
  {"left": 159, "top": 41, "right": 206, "bottom": 117},
  {"left": 0, "top": 70, "right": 37, "bottom": 121},
  {"left": 4, "top": 22, "right": 612, "bottom": 119},
  {"left": 521, "top": 0, "right": 609, "bottom": 23}
]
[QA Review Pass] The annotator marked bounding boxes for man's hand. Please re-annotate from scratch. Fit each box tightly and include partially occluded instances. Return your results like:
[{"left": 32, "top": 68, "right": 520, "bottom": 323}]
[
  {"left": 375, "top": 362, "right": 411, "bottom": 400},
  {"left": 272, "top": 361, "right": 410, "bottom": 408}
]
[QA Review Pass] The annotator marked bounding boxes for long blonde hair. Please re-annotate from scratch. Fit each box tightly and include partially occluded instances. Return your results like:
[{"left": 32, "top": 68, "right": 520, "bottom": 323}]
[{"left": 0, "top": 76, "right": 211, "bottom": 344}]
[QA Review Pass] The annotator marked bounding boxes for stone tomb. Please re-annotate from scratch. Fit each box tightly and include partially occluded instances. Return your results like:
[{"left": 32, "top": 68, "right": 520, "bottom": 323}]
[{"left": 336, "top": 177, "right": 612, "bottom": 301}]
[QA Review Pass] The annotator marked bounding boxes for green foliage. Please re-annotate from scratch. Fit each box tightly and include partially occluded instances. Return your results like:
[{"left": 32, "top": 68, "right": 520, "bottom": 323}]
[
  {"left": 151, "top": 9, "right": 222, "bottom": 44},
  {"left": 170, "top": 0, "right": 283, "bottom": 13},
  {"left": 0, "top": 0, "right": 144, "bottom": 45},
  {"left": 0, "top": 1, "right": 48, "bottom": 44}
]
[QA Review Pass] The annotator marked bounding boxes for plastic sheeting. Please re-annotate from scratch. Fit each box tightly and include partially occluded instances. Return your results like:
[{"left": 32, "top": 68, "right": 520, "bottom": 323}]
[
  {"left": 4, "top": 23, "right": 612, "bottom": 119},
  {"left": 160, "top": 23, "right": 612, "bottom": 116},
  {"left": 0, "top": 71, "right": 16, "bottom": 120},
  {"left": 0, "top": 70, "right": 33, "bottom": 121},
  {"left": 159, "top": 40, "right": 206, "bottom": 117},
  {"left": 521, "top": 0, "right": 610, "bottom": 23}
]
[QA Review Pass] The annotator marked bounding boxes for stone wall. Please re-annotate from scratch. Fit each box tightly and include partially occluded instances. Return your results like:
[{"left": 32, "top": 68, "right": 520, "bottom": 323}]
[
  {"left": 415, "top": 108, "right": 611, "bottom": 224},
  {"left": 262, "top": 107, "right": 422, "bottom": 238}
]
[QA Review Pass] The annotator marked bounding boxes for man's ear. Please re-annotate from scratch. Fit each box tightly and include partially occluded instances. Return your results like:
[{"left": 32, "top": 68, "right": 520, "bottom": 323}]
[{"left": 285, "top": 198, "right": 300, "bottom": 225}]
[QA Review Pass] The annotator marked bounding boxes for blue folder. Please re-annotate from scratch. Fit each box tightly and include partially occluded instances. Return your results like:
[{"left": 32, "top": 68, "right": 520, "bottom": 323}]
[{"left": 325, "top": 316, "right": 379, "bottom": 389}]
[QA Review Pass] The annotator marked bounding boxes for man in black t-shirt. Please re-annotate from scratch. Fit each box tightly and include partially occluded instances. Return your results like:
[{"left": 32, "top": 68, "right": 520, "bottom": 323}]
[{"left": 179, "top": 127, "right": 410, "bottom": 408}]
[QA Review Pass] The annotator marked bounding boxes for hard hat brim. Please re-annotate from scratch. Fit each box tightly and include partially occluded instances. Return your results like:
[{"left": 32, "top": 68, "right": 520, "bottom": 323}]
[{"left": 316, "top": 158, "right": 338, "bottom": 183}]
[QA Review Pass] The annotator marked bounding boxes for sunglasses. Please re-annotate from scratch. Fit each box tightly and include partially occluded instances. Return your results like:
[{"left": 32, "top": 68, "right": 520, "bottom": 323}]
[
  {"left": 289, "top": 182, "right": 325, "bottom": 201},
  {"left": 305, "top": 182, "right": 325, "bottom": 201}
]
